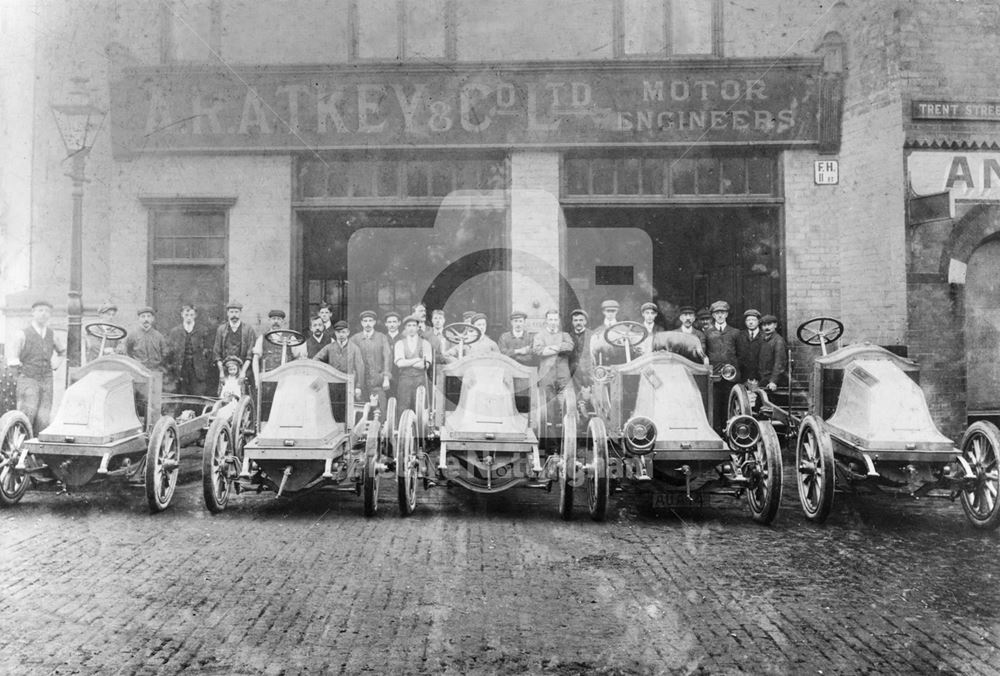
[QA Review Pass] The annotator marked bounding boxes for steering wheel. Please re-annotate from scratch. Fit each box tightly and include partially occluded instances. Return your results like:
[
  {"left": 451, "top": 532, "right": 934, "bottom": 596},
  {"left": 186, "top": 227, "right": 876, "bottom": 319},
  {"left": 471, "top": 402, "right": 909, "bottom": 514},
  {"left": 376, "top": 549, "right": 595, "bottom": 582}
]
[
  {"left": 265, "top": 329, "right": 305, "bottom": 347},
  {"left": 797, "top": 317, "right": 844, "bottom": 347},
  {"left": 85, "top": 322, "right": 127, "bottom": 341},
  {"left": 604, "top": 321, "right": 648, "bottom": 348},
  {"left": 443, "top": 322, "right": 482, "bottom": 346}
]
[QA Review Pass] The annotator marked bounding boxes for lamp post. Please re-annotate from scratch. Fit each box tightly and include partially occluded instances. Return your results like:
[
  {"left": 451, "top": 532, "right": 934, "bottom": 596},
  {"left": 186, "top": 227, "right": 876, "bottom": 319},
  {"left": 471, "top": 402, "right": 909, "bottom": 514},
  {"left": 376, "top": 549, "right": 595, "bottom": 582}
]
[{"left": 50, "top": 76, "right": 107, "bottom": 375}]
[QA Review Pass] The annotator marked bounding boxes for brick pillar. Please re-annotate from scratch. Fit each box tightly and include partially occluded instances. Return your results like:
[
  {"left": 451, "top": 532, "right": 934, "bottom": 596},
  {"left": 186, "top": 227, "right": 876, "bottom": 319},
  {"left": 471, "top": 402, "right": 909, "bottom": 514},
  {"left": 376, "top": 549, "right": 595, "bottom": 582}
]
[{"left": 509, "top": 151, "right": 562, "bottom": 330}]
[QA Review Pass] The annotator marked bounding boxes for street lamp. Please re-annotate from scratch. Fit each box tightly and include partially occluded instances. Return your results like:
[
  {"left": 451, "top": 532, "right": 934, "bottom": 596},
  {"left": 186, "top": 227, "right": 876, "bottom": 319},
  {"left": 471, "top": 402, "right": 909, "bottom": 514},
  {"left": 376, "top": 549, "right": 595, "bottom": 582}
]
[{"left": 50, "top": 76, "right": 107, "bottom": 374}]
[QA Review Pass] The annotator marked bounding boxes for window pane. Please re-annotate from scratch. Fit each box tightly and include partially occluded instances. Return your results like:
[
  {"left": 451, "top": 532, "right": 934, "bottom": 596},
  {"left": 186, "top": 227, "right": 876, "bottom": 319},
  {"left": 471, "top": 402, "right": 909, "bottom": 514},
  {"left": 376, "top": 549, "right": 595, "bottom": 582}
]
[
  {"left": 431, "top": 163, "right": 452, "bottom": 196},
  {"left": 377, "top": 162, "right": 398, "bottom": 196},
  {"left": 671, "top": 0, "right": 713, "bottom": 54},
  {"left": 623, "top": 0, "right": 666, "bottom": 55},
  {"left": 620, "top": 159, "right": 640, "bottom": 195},
  {"left": 328, "top": 161, "right": 349, "bottom": 196},
  {"left": 405, "top": 0, "right": 446, "bottom": 58},
  {"left": 566, "top": 159, "right": 589, "bottom": 195},
  {"left": 299, "top": 161, "right": 326, "bottom": 198},
  {"left": 671, "top": 158, "right": 695, "bottom": 194},
  {"left": 406, "top": 163, "right": 429, "bottom": 196},
  {"left": 357, "top": 0, "right": 399, "bottom": 59},
  {"left": 696, "top": 158, "right": 718, "bottom": 194},
  {"left": 748, "top": 157, "right": 774, "bottom": 194},
  {"left": 721, "top": 158, "right": 746, "bottom": 194},
  {"left": 349, "top": 161, "right": 374, "bottom": 197},
  {"left": 642, "top": 159, "right": 665, "bottom": 194},
  {"left": 592, "top": 159, "right": 615, "bottom": 194}
]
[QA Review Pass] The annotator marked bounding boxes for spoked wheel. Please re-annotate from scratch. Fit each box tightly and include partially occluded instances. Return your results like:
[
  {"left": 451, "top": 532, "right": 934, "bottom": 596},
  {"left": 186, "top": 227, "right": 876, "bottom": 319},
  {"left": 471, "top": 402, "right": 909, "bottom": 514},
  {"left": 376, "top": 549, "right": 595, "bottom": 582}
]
[
  {"left": 396, "top": 410, "right": 418, "bottom": 516},
  {"left": 0, "top": 411, "right": 32, "bottom": 506},
  {"left": 362, "top": 420, "right": 381, "bottom": 517},
  {"left": 146, "top": 416, "right": 180, "bottom": 513},
  {"left": 958, "top": 421, "right": 1000, "bottom": 530},
  {"left": 746, "top": 421, "right": 783, "bottom": 524},
  {"left": 796, "top": 415, "right": 835, "bottom": 523},
  {"left": 414, "top": 386, "right": 428, "bottom": 443},
  {"left": 586, "top": 417, "right": 610, "bottom": 521},
  {"left": 558, "top": 412, "right": 578, "bottom": 520},
  {"left": 230, "top": 395, "right": 255, "bottom": 458},
  {"left": 202, "top": 416, "right": 235, "bottom": 513},
  {"left": 728, "top": 384, "right": 751, "bottom": 419},
  {"left": 382, "top": 396, "right": 398, "bottom": 453}
]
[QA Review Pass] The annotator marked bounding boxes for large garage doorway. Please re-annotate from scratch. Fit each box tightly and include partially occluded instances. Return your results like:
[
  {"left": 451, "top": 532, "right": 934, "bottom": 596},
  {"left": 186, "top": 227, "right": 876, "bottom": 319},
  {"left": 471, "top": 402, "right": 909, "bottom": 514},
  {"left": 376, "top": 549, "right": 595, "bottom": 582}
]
[{"left": 966, "top": 237, "right": 1000, "bottom": 417}]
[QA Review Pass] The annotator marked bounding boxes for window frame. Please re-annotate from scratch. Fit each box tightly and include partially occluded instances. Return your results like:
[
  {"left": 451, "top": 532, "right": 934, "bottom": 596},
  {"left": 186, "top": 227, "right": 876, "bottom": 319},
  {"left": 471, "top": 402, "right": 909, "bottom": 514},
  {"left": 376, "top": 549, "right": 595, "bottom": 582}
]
[
  {"left": 613, "top": 0, "right": 723, "bottom": 59},
  {"left": 349, "top": 0, "right": 456, "bottom": 62}
]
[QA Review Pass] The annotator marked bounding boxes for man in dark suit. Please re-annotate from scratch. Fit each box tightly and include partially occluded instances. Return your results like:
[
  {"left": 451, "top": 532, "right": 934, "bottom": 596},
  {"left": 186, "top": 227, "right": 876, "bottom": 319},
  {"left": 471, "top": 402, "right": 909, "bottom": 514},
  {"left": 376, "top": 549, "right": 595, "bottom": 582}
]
[
  {"left": 304, "top": 315, "right": 331, "bottom": 358},
  {"left": 736, "top": 308, "right": 764, "bottom": 384},
  {"left": 167, "top": 304, "right": 214, "bottom": 396},
  {"left": 213, "top": 300, "right": 256, "bottom": 385},
  {"left": 704, "top": 300, "right": 741, "bottom": 430}
]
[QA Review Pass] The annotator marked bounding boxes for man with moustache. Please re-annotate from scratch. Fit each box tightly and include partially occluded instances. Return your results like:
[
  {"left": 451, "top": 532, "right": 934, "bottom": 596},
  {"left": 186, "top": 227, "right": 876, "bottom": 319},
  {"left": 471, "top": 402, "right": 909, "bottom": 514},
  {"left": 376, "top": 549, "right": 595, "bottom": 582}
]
[
  {"left": 6, "top": 300, "right": 66, "bottom": 432},
  {"left": 757, "top": 315, "right": 788, "bottom": 393},
  {"left": 213, "top": 301, "right": 255, "bottom": 384},
  {"left": 166, "top": 303, "right": 214, "bottom": 396},
  {"left": 704, "top": 300, "right": 741, "bottom": 430},
  {"left": 304, "top": 315, "right": 331, "bottom": 358},
  {"left": 393, "top": 314, "right": 433, "bottom": 414},
  {"left": 350, "top": 309, "right": 392, "bottom": 416},
  {"left": 568, "top": 308, "right": 593, "bottom": 392},
  {"left": 85, "top": 301, "right": 121, "bottom": 363},
  {"left": 124, "top": 307, "right": 170, "bottom": 373},
  {"left": 674, "top": 305, "right": 709, "bottom": 365},
  {"left": 252, "top": 309, "right": 296, "bottom": 377}
]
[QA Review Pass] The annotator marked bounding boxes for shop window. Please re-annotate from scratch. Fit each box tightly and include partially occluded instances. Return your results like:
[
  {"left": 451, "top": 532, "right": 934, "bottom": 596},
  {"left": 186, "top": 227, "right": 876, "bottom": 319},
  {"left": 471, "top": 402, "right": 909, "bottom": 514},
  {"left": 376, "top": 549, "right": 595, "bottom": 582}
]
[
  {"left": 352, "top": 0, "right": 453, "bottom": 61},
  {"left": 296, "top": 156, "right": 507, "bottom": 201},
  {"left": 816, "top": 31, "right": 846, "bottom": 74},
  {"left": 617, "top": 0, "right": 720, "bottom": 57},
  {"left": 142, "top": 197, "right": 234, "bottom": 332},
  {"left": 565, "top": 154, "right": 778, "bottom": 198}
]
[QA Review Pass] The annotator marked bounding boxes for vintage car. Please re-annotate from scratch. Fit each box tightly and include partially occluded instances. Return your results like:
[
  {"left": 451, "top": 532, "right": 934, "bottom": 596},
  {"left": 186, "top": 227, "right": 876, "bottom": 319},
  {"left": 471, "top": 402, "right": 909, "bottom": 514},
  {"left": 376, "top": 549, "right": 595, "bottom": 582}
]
[
  {"left": 201, "top": 329, "right": 390, "bottom": 515},
  {"left": 393, "top": 322, "right": 576, "bottom": 517},
  {"left": 0, "top": 323, "right": 236, "bottom": 512},
  {"left": 729, "top": 316, "right": 1000, "bottom": 530},
  {"left": 584, "top": 321, "right": 783, "bottom": 523}
]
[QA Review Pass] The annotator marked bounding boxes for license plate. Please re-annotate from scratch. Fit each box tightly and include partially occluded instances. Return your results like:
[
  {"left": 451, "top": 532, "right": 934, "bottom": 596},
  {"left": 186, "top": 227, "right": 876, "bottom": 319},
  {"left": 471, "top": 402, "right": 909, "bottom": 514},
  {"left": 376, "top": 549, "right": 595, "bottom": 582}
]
[{"left": 652, "top": 492, "right": 704, "bottom": 508}]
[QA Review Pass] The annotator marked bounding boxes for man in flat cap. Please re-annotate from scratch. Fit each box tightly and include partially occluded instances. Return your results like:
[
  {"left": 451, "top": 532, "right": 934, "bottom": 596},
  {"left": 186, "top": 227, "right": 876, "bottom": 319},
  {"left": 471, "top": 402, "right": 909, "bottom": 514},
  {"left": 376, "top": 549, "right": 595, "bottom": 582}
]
[
  {"left": 393, "top": 314, "right": 433, "bottom": 416},
  {"left": 85, "top": 301, "right": 121, "bottom": 363},
  {"left": 315, "top": 320, "right": 364, "bottom": 402},
  {"left": 757, "top": 315, "right": 788, "bottom": 392},
  {"left": 384, "top": 311, "right": 402, "bottom": 344},
  {"left": 214, "top": 300, "right": 255, "bottom": 385},
  {"left": 124, "top": 307, "right": 170, "bottom": 374},
  {"left": 166, "top": 303, "right": 214, "bottom": 396},
  {"left": 499, "top": 310, "right": 536, "bottom": 367},
  {"left": 446, "top": 312, "right": 498, "bottom": 359},
  {"left": 6, "top": 300, "right": 66, "bottom": 432},
  {"left": 697, "top": 307, "right": 713, "bottom": 334},
  {"left": 704, "top": 300, "right": 741, "bottom": 429},
  {"left": 351, "top": 309, "right": 392, "bottom": 417},
  {"left": 532, "top": 309, "right": 575, "bottom": 432},
  {"left": 736, "top": 308, "right": 764, "bottom": 384},
  {"left": 252, "top": 309, "right": 296, "bottom": 380},
  {"left": 676, "top": 305, "right": 708, "bottom": 355},
  {"left": 590, "top": 299, "right": 630, "bottom": 368},
  {"left": 638, "top": 301, "right": 660, "bottom": 355}
]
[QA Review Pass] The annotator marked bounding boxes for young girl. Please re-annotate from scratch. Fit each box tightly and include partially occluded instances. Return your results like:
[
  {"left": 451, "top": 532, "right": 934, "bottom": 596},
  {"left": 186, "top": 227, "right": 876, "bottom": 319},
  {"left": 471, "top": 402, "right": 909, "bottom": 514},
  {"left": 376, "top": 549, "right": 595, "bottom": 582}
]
[{"left": 216, "top": 356, "right": 245, "bottom": 421}]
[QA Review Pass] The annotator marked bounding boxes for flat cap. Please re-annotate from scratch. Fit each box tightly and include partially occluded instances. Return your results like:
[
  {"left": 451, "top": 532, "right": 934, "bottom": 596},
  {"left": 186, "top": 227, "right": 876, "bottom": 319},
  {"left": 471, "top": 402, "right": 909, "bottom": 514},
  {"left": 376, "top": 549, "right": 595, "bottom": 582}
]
[
  {"left": 678, "top": 305, "right": 696, "bottom": 315},
  {"left": 137, "top": 306, "right": 155, "bottom": 315},
  {"left": 98, "top": 302, "right": 117, "bottom": 314},
  {"left": 462, "top": 311, "right": 477, "bottom": 321},
  {"left": 384, "top": 311, "right": 401, "bottom": 322},
  {"left": 510, "top": 310, "right": 527, "bottom": 320},
  {"left": 709, "top": 300, "right": 730, "bottom": 313},
  {"left": 333, "top": 320, "right": 350, "bottom": 331},
  {"left": 696, "top": 308, "right": 712, "bottom": 320},
  {"left": 402, "top": 314, "right": 421, "bottom": 326},
  {"left": 640, "top": 302, "right": 658, "bottom": 314},
  {"left": 600, "top": 299, "right": 620, "bottom": 311},
  {"left": 31, "top": 300, "right": 52, "bottom": 309},
  {"left": 226, "top": 300, "right": 243, "bottom": 310},
  {"left": 760, "top": 314, "right": 779, "bottom": 325},
  {"left": 268, "top": 309, "right": 286, "bottom": 319},
  {"left": 470, "top": 312, "right": 488, "bottom": 324},
  {"left": 359, "top": 310, "right": 377, "bottom": 320},
  {"left": 743, "top": 308, "right": 761, "bottom": 319},
  {"left": 571, "top": 308, "right": 589, "bottom": 320}
]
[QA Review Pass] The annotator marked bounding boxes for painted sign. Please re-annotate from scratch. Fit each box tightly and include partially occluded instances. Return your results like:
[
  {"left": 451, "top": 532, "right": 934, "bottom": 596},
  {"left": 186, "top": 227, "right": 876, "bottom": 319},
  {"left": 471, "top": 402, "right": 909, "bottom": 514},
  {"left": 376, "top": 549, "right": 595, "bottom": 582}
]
[
  {"left": 908, "top": 152, "right": 1000, "bottom": 201},
  {"left": 108, "top": 61, "right": 841, "bottom": 155},
  {"left": 814, "top": 159, "right": 839, "bottom": 185},
  {"left": 912, "top": 100, "right": 1000, "bottom": 122}
]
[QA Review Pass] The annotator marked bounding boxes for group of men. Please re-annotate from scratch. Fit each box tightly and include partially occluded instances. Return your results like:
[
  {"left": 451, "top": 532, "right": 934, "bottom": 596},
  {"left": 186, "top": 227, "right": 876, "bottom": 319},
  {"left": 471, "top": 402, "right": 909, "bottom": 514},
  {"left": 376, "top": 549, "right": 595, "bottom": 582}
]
[{"left": 6, "top": 295, "right": 787, "bottom": 436}]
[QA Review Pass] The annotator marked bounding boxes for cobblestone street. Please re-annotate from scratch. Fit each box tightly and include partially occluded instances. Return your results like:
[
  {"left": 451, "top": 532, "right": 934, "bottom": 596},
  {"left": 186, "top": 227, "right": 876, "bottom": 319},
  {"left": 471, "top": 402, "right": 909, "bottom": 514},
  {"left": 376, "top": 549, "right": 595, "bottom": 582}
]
[{"left": 1, "top": 462, "right": 997, "bottom": 675}]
